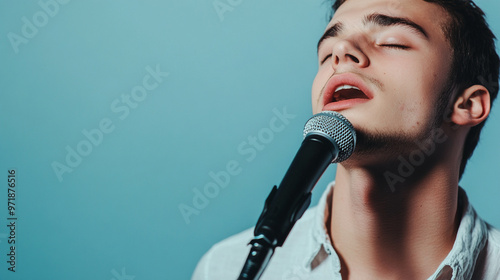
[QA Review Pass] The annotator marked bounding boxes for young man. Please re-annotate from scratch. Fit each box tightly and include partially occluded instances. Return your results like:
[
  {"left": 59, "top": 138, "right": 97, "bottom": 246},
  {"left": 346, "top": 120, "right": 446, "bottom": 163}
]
[{"left": 193, "top": 0, "right": 500, "bottom": 279}]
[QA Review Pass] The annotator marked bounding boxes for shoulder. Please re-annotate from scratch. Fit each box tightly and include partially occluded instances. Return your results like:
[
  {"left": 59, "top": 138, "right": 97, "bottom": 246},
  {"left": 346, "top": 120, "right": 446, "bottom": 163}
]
[
  {"left": 191, "top": 227, "right": 254, "bottom": 280},
  {"left": 191, "top": 207, "right": 319, "bottom": 280},
  {"left": 478, "top": 224, "right": 500, "bottom": 279},
  {"left": 486, "top": 224, "right": 500, "bottom": 246},
  {"left": 485, "top": 223, "right": 500, "bottom": 260}
]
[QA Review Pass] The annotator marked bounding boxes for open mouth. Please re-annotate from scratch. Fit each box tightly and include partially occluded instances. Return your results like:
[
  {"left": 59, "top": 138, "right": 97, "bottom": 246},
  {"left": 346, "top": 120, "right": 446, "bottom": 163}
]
[
  {"left": 321, "top": 74, "right": 374, "bottom": 112},
  {"left": 330, "top": 85, "right": 370, "bottom": 103}
]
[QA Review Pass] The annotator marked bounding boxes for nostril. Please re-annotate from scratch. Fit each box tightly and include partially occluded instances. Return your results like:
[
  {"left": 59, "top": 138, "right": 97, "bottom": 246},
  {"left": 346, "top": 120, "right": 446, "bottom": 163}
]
[{"left": 347, "top": 54, "right": 360, "bottom": 63}]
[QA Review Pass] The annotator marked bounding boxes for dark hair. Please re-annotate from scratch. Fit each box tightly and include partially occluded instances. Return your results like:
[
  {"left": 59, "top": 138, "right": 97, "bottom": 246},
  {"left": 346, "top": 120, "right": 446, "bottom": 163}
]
[{"left": 331, "top": 0, "right": 499, "bottom": 179}]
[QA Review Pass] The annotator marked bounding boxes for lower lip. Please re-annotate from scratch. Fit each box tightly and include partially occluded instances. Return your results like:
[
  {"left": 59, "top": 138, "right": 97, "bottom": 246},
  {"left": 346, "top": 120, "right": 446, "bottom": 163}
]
[{"left": 322, "top": 98, "right": 370, "bottom": 111}]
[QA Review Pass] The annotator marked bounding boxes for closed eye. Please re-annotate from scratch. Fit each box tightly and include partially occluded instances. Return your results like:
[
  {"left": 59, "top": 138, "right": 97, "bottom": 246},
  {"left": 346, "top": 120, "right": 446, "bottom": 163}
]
[
  {"left": 320, "top": 44, "right": 409, "bottom": 64},
  {"left": 379, "top": 44, "right": 410, "bottom": 50},
  {"left": 321, "top": 54, "right": 332, "bottom": 64}
]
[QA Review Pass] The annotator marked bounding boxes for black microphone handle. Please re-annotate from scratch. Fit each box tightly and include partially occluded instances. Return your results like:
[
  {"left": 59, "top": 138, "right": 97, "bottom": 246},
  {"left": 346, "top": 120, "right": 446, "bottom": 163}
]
[{"left": 237, "top": 133, "right": 337, "bottom": 280}]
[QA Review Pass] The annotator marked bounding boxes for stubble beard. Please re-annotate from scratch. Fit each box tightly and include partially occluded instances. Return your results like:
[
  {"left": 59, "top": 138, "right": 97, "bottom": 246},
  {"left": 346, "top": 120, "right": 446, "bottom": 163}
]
[{"left": 346, "top": 94, "right": 449, "bottom": 165}]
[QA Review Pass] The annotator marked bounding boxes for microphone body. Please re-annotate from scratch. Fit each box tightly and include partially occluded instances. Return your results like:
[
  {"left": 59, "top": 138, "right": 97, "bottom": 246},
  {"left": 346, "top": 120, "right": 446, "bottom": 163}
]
[{"left": 238, "top": 111, "right": 356, "bottom": 280}]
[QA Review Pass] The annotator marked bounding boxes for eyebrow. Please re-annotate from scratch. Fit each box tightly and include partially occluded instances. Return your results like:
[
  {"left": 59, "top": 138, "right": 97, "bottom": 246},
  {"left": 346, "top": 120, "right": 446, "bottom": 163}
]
[{"left": 317, "top": 13, "right": 429, "bottom": 52}]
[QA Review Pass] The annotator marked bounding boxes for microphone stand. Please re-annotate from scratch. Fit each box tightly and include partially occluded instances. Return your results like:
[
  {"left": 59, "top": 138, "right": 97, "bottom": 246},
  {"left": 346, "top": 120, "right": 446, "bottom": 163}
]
[{"left": 237, "top": 135, "right": 336, "bottom": 280}]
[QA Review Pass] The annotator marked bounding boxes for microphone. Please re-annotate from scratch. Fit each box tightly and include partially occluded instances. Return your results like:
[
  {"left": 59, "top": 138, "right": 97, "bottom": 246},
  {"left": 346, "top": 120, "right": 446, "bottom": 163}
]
[{"left": 237, "top": 111, "right": 356, "bottom": 280}]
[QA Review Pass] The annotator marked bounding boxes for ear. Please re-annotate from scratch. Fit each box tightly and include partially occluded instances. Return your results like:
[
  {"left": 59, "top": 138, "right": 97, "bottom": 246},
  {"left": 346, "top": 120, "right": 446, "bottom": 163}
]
[{"left": 450, "top": 85, "right": 491, "bottom": 127}]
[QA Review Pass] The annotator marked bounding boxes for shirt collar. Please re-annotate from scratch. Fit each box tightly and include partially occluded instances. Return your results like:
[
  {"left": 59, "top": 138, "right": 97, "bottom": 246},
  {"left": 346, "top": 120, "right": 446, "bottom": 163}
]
[
  {"left": 305, "top": 182, "right": 488, "bottom": 280},
  {"left": 308, "top": 181, "right": 341, "bottom": 273}
]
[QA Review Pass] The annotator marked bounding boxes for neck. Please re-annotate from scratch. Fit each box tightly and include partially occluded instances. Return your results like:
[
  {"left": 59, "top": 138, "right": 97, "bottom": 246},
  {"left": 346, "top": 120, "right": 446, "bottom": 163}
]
[{"left": 329, "top": 160, "right": 461, "bottom": 280}]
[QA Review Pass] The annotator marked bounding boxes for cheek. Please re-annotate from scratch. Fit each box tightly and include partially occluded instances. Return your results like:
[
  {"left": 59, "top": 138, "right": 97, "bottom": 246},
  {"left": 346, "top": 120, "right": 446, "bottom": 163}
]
[
  {"left": 403, "top": 56, "right": 450, "bottom": 120},
  {"left": 377, "top": 63, "right": 437, "bottom": 129},
  {"left": 393, "top": 82, "right": 440, "bottom": 132},
  {"left": 386, "top": 51, "right": 451, "bottom": 132}
]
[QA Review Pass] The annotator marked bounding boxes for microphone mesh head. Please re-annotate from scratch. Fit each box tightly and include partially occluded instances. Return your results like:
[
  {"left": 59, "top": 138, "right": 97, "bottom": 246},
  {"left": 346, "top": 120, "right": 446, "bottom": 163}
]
[{"left": 303, "top": 111, "right": 356, "bottom": 163}]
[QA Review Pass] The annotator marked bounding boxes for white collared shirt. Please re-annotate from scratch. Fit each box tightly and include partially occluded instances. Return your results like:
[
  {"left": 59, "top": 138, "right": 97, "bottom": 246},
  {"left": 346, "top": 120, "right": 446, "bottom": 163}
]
[{"left": 192, "top": 182, "right": 500, "bottom": 279}]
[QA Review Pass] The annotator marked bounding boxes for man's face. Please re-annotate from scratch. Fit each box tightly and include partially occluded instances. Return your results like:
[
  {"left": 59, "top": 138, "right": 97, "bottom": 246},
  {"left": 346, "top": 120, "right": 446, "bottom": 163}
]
[{"left": 312, "top": 0, "right": 453, "bottom": 152}]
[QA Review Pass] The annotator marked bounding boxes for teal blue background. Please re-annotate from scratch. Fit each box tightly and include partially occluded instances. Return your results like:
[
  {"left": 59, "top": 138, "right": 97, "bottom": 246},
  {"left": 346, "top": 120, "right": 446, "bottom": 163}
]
[{"left": 0, "top": 1, "right": 498, "bottom": 279}]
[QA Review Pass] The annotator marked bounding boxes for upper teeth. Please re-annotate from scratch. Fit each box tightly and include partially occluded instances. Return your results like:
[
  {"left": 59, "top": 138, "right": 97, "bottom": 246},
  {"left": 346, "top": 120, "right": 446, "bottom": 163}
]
[{"left": 335, "top": 85, "right": 360, "bottom": 92}]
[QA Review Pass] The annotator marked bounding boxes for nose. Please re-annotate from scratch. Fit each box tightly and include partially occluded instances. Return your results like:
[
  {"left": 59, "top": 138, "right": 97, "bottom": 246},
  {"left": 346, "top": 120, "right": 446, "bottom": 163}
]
[{"left": 331, "top": 39, "right": 369, "bottom": 69}]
